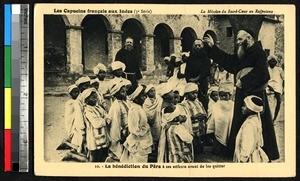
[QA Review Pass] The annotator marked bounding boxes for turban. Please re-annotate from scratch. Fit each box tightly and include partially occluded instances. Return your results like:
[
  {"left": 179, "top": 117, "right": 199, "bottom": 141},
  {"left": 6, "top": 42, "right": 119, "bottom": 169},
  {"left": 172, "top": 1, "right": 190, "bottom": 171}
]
[
  {"left": 173, "top": 85, "right": 185, "bottom": 97},
  {"left": 184, "top": 82, "right": 198, "bottom": 94},
  {"left": 93, "top": 63, "right": 107, "bottom": 74},
  {"left": 244, "top": 95, "right": 263, "bottom": 113},
  {"left": 163, "top": 56, "right": 170, "bottom": 61},
  {"left": 67, "top": 84, "right": 78, "bottom": 93},
  {"left": 120, "top": 79, "right": 132, "bottom": 86},
  {"left": 208, "top": 85, "right": 219, "bottom": 94},
  {"left": 111, "top": 61, "right": 126, "bottom": 71},
  {"left": 81, "top": 88, "right": 97, "bottom": 102},
  {"left": 157, "top": 83, "right": 174, "bottom": 97},
  {"left": 128, "top": 85, "right": 143, "bottom": 101},
  {"left": 219, "top": 82, "right": 233, "bottom": 93},
  {"left": 75, "top": 76, "right": 90, "bottom": 87},
  {"left": 145, "top": 84, "right": 155, "bottom": 94},
  {"left": 110, "top": 81, "right": 127, "bottom": 96},
  {"left": 90, "top": 79, "right": 99, "bottom": 85},
  {"left": 163, "top": 106, "right": 181, "bottom": 123}
]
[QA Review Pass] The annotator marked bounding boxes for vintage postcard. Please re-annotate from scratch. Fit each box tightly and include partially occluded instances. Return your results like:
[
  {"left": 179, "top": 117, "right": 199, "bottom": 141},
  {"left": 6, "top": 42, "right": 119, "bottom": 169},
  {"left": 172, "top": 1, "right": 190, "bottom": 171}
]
[{"left": 34, "top": 4, "right": 295, "bottom": 177}]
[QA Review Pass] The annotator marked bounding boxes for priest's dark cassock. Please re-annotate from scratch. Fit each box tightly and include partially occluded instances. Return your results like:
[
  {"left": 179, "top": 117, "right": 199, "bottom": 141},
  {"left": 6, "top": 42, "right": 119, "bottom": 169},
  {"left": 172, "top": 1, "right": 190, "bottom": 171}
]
[
  {"left": 115, "top": 48, "right": 143, "bottom": 83},
  {"left": 208, "top": 41, "right": 279, "bottom": 160}
]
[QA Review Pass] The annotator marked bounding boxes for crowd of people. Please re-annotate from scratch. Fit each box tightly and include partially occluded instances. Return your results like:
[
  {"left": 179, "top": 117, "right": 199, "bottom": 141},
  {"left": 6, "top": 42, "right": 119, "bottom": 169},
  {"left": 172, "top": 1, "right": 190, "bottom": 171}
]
[{"left": 59, "top": 29, "right": 283, "bottom": 163}]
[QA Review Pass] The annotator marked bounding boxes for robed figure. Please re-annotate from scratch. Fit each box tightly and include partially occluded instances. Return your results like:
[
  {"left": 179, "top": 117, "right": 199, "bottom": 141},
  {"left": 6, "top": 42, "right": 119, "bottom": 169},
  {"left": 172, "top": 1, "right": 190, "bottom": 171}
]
[{"left": 204, "top": 29, "right": 279, "bottom": 161}]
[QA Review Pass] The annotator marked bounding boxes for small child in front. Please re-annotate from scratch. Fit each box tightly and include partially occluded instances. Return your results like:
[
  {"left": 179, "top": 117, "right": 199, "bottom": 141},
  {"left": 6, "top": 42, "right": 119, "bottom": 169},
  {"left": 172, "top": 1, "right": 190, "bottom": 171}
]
[
  {"left": 233, "top": 95, "right": 269, "bottom": 163},
  {"left": 82, "top": 88, "right": 111, "bottom": 162}
]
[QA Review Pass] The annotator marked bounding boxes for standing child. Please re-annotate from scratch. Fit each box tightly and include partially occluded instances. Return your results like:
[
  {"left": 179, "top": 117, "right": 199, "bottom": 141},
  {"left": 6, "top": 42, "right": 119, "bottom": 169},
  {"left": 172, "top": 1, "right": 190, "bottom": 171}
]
[
  {"left": 158, "top": 106, "right": 193, "bottom": 163},
  {"left": 206, "top": 83, "right": 234, "bottom": 155},
  {"left": 121, "top": 85, "right": 153, "bottom": 162},
  {"left": 181, "top": 83, "right": 207, "bottom": 153},
  {"left": 233, "top": 95, "right": 269, "bottom": 163},
  {"left": 82, "top": 88, "right": 111, "bottom": 162}
]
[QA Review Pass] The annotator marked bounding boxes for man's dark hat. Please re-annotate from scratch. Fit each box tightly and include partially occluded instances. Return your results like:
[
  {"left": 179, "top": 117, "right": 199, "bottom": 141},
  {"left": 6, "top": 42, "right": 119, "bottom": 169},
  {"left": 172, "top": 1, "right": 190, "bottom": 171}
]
[{"left": 240, "top": 28, "right": 255, "bottom": 39}]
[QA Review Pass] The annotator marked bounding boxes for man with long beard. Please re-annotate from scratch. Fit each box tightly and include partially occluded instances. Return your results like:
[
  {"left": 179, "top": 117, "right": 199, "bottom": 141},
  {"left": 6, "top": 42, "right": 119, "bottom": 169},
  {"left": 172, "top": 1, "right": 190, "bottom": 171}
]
[
  {"left": 203, "top": 29, "right": 279, "bottom": 161},
  {"left": 185, "top": 39, "right": 211, "bottom": 111}
]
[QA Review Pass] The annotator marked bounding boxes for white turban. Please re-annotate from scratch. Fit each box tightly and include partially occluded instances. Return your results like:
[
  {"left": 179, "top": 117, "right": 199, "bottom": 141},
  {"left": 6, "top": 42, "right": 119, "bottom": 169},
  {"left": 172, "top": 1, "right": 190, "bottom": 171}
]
[
  {"left": 157, "top": 83, "right": 174, "bottom": 97},
  {"left": 244, "top": 95, "right": 263, "bottom": 113},
  {"left": 81, "top": 88, "right": 97, "bottom": 102},
  {"left": 75, "top": 76, "right": 90, "bottom": 86},
  {"left": 90, "top": 79, "right": 99, "bottom": 85},
  {"left": 184, "top": 82, "right": 198, "bottom": 94},
  {"left": 145, "top": 84, "right": 155, "bottom": 94},
  {"left": 128, "top": 85, "right": 143, "bottom": 101},
  {"left": 219, "top": 82, "right": 233, "bottom": 93},
  {"left": 120, "top": 79, "right": 132, "bottom": 87},
  {"left": 67, "top": 84, "right": 78, "bottom": 93},
  {"left": 111, "top": 61, "right": 126, "bottom": 71},
  {"left": 93, "top": 63, "right": 107, "bottom": 74},
  {"left": 173, "top": 85, "right": 185, "bottom": 97},
  {"left": 208, "top": 85, "right": 219, "bottom": 95},
  {"left": 163, "top": 56, "right": 170, "bottom": 61},
  {"left": 110, "top": 81, "right": 127, "bottom": 96}
]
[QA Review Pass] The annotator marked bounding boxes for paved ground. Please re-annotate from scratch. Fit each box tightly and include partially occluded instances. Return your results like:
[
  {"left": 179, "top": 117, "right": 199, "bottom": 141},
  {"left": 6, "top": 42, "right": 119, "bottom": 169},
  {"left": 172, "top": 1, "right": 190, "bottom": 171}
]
[{"left": 44, "top": 94, "right": 285, "bottom": 163}]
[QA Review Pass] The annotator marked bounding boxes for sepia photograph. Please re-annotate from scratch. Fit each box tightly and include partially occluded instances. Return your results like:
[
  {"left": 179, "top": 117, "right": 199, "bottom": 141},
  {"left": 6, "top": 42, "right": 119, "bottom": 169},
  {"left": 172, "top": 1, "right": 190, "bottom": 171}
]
[{"left": 34, "top": 4, "right": 295, "bottom": 177}]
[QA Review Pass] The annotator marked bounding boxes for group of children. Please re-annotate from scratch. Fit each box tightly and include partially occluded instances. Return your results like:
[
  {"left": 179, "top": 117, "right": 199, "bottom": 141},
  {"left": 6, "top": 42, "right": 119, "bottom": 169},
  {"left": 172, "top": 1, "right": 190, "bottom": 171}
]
[{"left": 60, "top": 51, "right": 273, "bottom": 163}]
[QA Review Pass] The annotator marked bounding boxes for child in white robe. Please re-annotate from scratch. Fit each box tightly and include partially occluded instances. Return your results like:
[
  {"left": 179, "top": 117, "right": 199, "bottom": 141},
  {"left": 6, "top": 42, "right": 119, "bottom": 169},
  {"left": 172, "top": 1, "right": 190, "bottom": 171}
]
[
  {"left": 233, "top": 95, "right": 269, "bottom": 163},
  {"left": 158, "top": 106, "right": 193, "bottom": 163},
  {"left": 207, "top": 83, "right": 234, "bottom": 155},
  {"left": 82, "top": 88, "right": 111, "bottom": 162},
  {"left": 121, "top": 85, "right": 153, "bottom": 162}
]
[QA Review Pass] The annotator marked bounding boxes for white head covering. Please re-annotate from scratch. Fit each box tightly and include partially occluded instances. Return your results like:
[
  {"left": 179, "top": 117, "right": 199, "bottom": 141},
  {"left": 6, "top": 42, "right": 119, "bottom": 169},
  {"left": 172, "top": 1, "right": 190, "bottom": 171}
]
[
  {"left": 110, "top": 81, "right": 127, "bottom": 96},
  {"left": 111, "top": 61, "right": 126, "bottom": 71},
  {"left": 145, "top": 84, "right": 155, "bottom": 94},
  {"left": 208, "top": 85, "right": 219, "bottom": 95},
  {"left": 75, "top": 76, "right": 90, "bottom": 87},
  {"left": 90, "top": 79, "right": 99, "bottom": 85},
  {"left": 67, "top": 84, "right": 78, "bottom": 93},
  {"left": 128, "top": 85, "right": 144, "bottom": 101},
  {"left": 81, "top": 88, "right": 97, "bottom": 102},
  {"left": 244, "top": 95, "right": 263, "bottom": 113},
  {"left": 157, "top": 83, "right": 174, "bottom": 97},
  {"left": 120, "top": 79, "right": 131, "bottom": 87},
  {"left": 219, "top": 82, "right": 232, "bottom": 93},
  {"left": 173, "top": 85, "right": 185, "bottom": 97},
  {"left": 93, "top": 63, "right": 107, "bottom": 74},
  {"left": 185, "top": 82, "right": 198, "bottom": 94},
  {"left": 163, "top": 56, "right": 170, "bottom": 62},
  {"left": 163, "top": 106, "right": 181, "bottom": 123}
]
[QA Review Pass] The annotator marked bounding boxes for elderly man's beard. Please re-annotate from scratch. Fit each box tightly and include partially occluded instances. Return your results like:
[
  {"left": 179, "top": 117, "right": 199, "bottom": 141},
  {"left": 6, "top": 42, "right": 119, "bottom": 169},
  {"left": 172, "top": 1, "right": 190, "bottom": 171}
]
[
  {"left": 237, "top": 40, "right": 248, "bottom": 60},
  {"left": 193, "top": 46, "right": 206, "bottom": 56},
  {"left": 125, "top": 45, "right": 133, "bottom": 51}
]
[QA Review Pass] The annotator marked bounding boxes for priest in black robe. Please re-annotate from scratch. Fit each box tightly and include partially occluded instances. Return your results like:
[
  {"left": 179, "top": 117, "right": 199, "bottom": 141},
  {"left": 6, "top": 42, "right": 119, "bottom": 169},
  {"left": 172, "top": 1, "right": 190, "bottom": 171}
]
[
  {"left": 204, "top": 29, "right": 279, "bottom": 161},
  {"left": 115, "top": 37, "right": 142, "bottom": 85}
]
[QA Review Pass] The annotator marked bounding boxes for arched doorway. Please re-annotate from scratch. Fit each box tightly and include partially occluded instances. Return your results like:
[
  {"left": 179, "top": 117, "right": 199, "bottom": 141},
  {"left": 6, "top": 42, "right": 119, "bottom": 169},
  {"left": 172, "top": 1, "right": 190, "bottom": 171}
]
[
  {"left": 82, "top": 15, "right": 111, "bottom": 72},
  {"left": 181, "top": 27, "right": 197, "bottom": 52},
  {"left": 121, "top": 19, "right": 146, "bottom": 70},
  {"left": 44, "top": 15, "right": 67, "bottom": 72},
  {"left": 154, "top": 23, "right": 174, "bottom": 69}
]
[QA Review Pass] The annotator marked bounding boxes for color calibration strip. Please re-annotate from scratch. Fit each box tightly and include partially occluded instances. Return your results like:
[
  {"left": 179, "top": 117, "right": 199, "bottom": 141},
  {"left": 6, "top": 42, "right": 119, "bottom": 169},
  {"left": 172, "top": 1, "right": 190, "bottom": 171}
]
[
  {"left": 4, "top": 4, "right": 12, "bottom": 172},
  {"left": 4, "top": 4, "right": 30, "bottom": 172}
]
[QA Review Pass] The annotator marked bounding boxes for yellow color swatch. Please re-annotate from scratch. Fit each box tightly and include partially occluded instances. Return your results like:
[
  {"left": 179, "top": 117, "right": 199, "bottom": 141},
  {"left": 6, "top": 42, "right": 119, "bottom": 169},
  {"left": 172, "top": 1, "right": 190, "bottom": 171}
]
[{"left": 5, "top": 88, "right": 11, "bottom": 129}]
